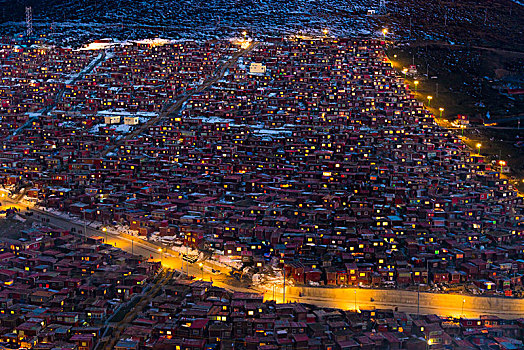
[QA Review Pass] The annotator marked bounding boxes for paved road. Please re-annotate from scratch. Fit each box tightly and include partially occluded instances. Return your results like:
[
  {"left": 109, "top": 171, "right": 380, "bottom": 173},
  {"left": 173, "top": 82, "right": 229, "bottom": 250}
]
[
  {"left": 8, "top": 201, "right": 522, "bottom": 319},
  {"left": 28, "top": 205, "right": 233, "bottom": 285}
]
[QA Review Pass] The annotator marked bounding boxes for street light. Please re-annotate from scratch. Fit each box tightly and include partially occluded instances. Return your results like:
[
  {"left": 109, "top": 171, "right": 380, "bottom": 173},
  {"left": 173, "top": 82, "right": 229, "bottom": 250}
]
[
  {"left": 158, "top": 248, "right": 163, "bottom": 264},
  {"left": 82, "top": 209, "right": 87, "bottom": 242},
  {"left": 242, "top": 30, "right": 247, "bottom": 37},
  {"left": 102, "top": 227, "right": 107, "bottom": 243},
  {"left": 382, "top": 28, "right": 388, "bottom": 39},
  {"left": 462, "top": 298, "right": 466, "bottom": 317},
  {"left": 283, "top": 268, "right": 286, "bottom": 304},
  {"left": 427, "top": 95, "right": 433, "bottom": 106},
  {"left": 322, "top": 28, "right": 329, "bottom": 36},
  {"left": 438, "top": 107, "right": 444, "bottom": 117},
  {"left": 402, "top": 68, "right": 408, "bottom": 80},
  {"left": 476, "top": 143, "right": 481, "bottom": 155},
  {"left": 414, "top": 80, "right": 419, "bottom": 92}
]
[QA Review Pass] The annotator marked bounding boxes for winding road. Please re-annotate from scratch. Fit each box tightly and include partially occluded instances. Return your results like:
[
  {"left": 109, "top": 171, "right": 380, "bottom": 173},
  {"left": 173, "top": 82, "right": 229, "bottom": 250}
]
[{"left": 5, "top": 198, "right": 523, "bottom": 320}]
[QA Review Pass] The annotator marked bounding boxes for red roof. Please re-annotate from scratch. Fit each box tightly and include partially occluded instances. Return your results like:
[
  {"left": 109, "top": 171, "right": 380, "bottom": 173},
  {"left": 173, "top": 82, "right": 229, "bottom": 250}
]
[{"left": 189, "top": 318, "right": 209, "bottom": 329}]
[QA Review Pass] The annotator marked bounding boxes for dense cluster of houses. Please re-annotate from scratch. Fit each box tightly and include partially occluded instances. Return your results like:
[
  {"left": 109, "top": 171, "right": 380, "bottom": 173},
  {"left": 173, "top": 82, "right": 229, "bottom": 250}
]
[
  {"left": 0, "top": 37, "right": 523, "bottom": 295},
  {"left": 104, "top": 278, "right": 524, "bottom": 350},
  {"left": 0, "top": 39, "right": 97, "bottom": 139},
  {"left": 1, "top": 224, "right": 523, "bottom": 350},
  {"left": 0, "top": 38, "right": 234, "bottom": 181},
  {"left": 0, "top": 223, "right": 160, "bottom": 350}
]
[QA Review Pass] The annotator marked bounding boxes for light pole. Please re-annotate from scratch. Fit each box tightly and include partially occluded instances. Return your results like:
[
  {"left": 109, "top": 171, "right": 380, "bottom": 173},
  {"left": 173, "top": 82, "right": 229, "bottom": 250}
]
[
  {"left": 83, "top": 209, "right": 87, "bottom": 242},
  {"left": 158, "top": 248, "right": 163, "bottom": 264},
  {"left": 414, "top": 80, "right": 419, "bottom": 93},
  {"left": 462, "top": 298, "right": 466, "bottom": 317},
  {"left": 402, "top": 68, "right": 408, "bottom": 80},
  {"left": 476, "top": 143, "right": 481, "bottom": 155},
  {"left": 427, "top": 95, "right": 433, "bottom": 107},
  {"left": 186, "top": 239, "right": 189, "bottom": 276},
  {"left": 283, "top": 268, "right": 286, "bottom": 304},
  {"left": 439, "top": 107, "right": 444, "bottom": 118},
  {"left": 382, "top": 28, "right": 388, "bottom": 39},
  {"left": 498, "top": 160, "right": 506, "bottom": 178},
  {"left": 417, "top": 281, "right": 420, "bottom": 315},
  {"left": 102, "top": 227, "right": 107, "bottom": 243}
]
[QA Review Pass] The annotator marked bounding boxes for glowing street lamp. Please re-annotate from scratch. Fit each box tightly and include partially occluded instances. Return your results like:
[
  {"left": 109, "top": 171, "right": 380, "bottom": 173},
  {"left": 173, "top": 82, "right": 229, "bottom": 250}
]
[
  {"left": 414, "top": 80, "right": 419, "bottom": 92},
  {"left": 499, "top": 160, "right": 507, "bottom": 176},
  {"left": 402, "top": 68, "right": 408, "bottom": 80},
  {"left": 438, "top": 107, "right": 444, "bottom": 117},
  {"left": 158, "top": 247, "right": 163, "bottom": 263},
  {"left": 322, "top": 28, "right": 329, "bottom": 36},
  {"left": 476, "top": 143, "right": 481, "bottom": 155},
  {"left": 102, "top": 227, "right": 107, "bottom": 243},
  {"left": 427, "top": 95, "right": 433, "bottom": 106},
  {"left": 382, "top": 28, "right": 388, "bottom": 39},
  {"left": 242, "top": 30, "right": 247, "bottom": 37},
  {"left": 462, "top": 298, "right": 466, "bottom": 317}
]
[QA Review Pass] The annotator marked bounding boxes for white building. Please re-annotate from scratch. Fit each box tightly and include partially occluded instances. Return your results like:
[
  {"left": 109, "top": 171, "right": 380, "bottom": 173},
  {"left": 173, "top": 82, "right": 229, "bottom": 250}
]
[
  {"left": 104, "top": 115, "right": 121, "bottom": 124},
  {"left": 124, "top": 116, "right": 139, "bottom": 125},
  {"left": 249, "top": 63, "right": 267, "bottom": 74}
]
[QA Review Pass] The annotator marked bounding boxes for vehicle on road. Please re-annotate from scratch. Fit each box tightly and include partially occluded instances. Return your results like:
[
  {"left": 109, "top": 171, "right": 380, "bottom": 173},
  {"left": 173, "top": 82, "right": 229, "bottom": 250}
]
[{"left": 230, "top": 270, "right": 243, "bottom": 280}]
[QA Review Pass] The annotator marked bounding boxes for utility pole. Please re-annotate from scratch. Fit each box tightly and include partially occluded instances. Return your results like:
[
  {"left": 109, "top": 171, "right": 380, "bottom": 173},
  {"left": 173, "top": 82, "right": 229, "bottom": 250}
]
[
  {"left": 417, "top": 281, "right": 420, "bottom": 315},
  {"left": 427, "top": 259, "right": 430, "bottom": 286},
  {"left": 83, "top": 210, "right": 87, "bottom": 242},
  {"left": 25, "top": 7, "right": 33, "bottom": 37},
  {"left": 378, "top": 0, "right": 386, "bottom": 15},
  {"left": 283, "top": 268, "right": 286, "bottom": 303}
]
